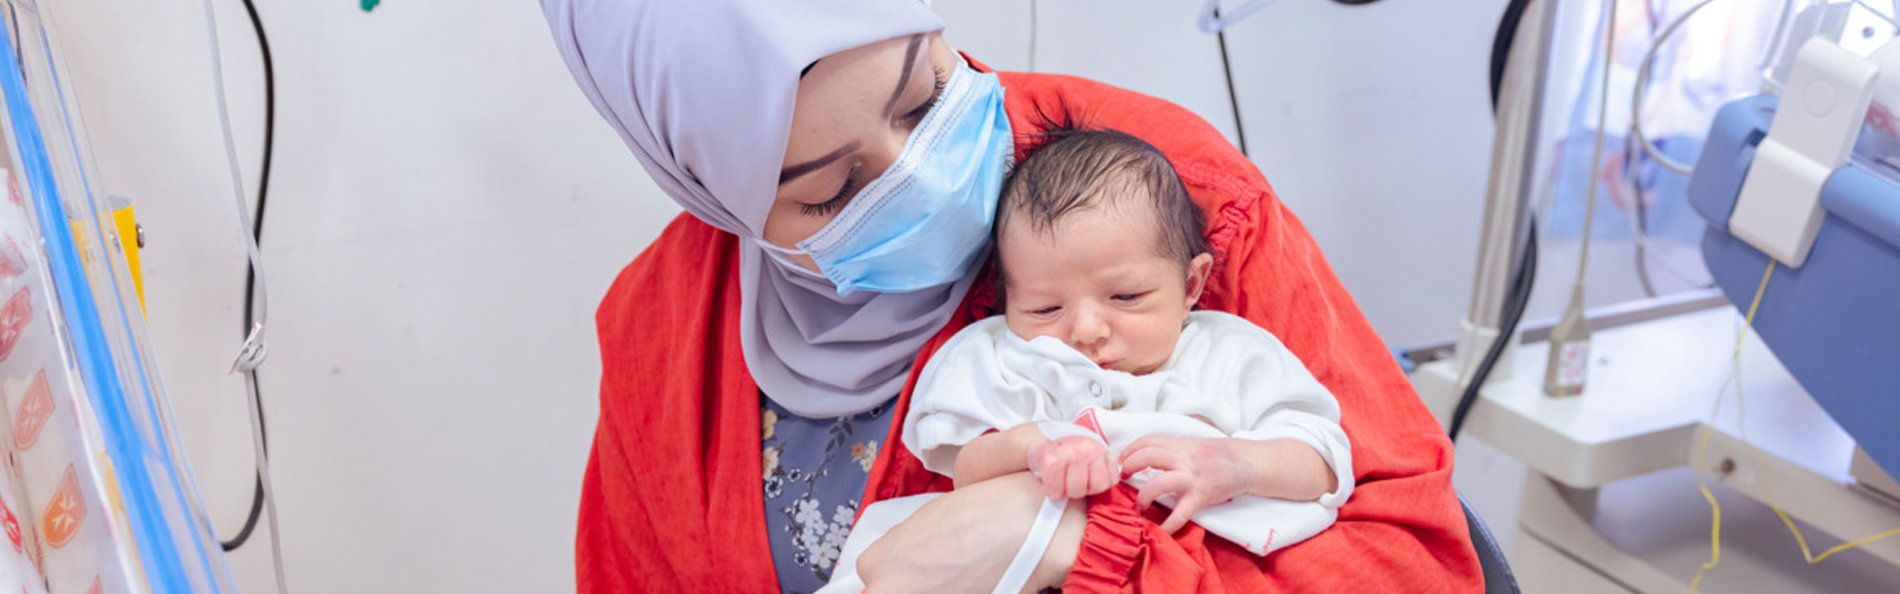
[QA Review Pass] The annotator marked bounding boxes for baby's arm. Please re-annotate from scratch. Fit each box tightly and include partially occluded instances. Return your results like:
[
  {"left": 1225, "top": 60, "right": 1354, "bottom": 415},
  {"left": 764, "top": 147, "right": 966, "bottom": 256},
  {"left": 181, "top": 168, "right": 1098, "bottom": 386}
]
[
  {"left": 955, "top": 423, "right": 1117, "bottom": 500},
  {"left": 1210, "top": 314, "right": 1354, "bottom": 506},
  {"left": 1120, "top": 434, "right": 1334, "bottom": 504},
  {"left": 1227, "top": 437, "right": 1335, "bottom": 501},
  {"left": 950, "top": 424, "right": 1044, "bottom": 487},
  {"left": 1109, "top": 413, "right": 1346, "bottom": 555}
]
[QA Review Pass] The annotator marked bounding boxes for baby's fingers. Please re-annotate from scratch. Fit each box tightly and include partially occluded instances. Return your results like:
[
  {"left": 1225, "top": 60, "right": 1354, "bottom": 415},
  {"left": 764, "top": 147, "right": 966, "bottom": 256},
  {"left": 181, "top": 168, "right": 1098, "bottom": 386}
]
[
  {"left": 1086, "top": 455, "right": 1114, "bottom": 495},
  {"left": 1040, "top": 458, "right": 1069, "bottom": 500},
  {"left": 1119, "top": 446, "right": 1183, "bottom": 478},
  {"left": 1064, "top": 460, "right": 1091, "bottom": 500},
  {"left": 1134, "top": 471, "right": 1190, "bottom": 510},
  {"left": 1159, "top": 492, "right": 1206, "bottom": 533}
]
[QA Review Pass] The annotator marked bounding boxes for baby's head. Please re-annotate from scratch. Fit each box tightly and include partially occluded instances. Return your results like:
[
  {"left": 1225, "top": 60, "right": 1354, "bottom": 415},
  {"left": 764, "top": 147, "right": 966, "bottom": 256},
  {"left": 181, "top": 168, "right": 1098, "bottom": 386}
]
[{"left": 995, "top": 128, "right": 1212, "bottom": 375}]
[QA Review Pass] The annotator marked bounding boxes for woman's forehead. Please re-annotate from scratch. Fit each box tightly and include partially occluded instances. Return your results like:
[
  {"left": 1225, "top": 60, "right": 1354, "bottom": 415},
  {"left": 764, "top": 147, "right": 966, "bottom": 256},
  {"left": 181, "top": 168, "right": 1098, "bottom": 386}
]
[{"left": 783, "top": 34, "right": 939, "bottom": 163}]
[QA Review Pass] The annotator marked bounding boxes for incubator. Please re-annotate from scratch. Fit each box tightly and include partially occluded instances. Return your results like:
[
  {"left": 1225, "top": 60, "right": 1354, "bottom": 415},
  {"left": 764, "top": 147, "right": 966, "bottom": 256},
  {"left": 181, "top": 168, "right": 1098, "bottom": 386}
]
[{"left": 0, "top": 1, "right": 239, "bottom": 592}]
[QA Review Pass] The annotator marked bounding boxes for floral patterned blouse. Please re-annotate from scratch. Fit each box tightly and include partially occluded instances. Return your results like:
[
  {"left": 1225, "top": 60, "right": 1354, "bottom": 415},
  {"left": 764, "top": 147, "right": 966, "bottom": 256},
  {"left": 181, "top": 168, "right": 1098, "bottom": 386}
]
[{"left": 760, "top": 394, "right": 893, "bottom": 594}]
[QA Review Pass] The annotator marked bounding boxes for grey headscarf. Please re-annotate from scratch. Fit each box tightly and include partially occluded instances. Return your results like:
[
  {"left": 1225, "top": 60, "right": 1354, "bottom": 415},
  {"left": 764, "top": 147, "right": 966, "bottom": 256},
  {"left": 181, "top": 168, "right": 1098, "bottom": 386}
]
[{"left": 542, "top": 0, "right": 977, "bottom": 417}]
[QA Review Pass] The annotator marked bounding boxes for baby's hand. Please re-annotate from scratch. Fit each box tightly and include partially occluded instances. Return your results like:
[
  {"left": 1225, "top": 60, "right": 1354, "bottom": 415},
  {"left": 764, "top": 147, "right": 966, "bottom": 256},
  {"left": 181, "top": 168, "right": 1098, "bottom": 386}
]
[
  {"left": 1118, "top": 436, "right": 1254, "bottom": 533},
  {"left": 1026, "top": 435, "right": 1115, "bottom": 500}
]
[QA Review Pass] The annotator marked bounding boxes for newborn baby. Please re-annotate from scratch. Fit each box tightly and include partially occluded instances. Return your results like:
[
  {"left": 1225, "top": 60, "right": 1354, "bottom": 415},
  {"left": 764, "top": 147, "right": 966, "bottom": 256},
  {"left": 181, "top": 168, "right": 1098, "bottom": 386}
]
[{"left": 825, "top": 128, "right": 1353, "bottom": 594}]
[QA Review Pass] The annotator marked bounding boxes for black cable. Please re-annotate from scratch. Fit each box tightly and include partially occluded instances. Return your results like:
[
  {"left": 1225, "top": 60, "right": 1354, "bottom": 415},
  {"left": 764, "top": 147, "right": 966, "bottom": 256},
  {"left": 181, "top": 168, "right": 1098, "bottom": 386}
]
[
  {"left": 222, "top": 0, "right": 275, "bottom": 553},
  {"left": 1489, "top": 0, "right": 1534, "bottom": 113},
  {"left": 1213, "top": 8, "right": 1249, "bottom": 157},
  {"left": 1454, "top": 0, "right": 1541, "bottom": 442},
  {"left": 1448, "top": 223, "right": 1536, "bottom": 441}
]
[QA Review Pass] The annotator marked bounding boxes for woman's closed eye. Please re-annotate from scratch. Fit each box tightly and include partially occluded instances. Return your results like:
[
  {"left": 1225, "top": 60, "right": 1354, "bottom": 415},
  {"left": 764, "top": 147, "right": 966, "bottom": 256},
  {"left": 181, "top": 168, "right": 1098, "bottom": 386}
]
[
  {"left": 800, "top": 162, "right": 861, "bottom": 217},
  {"left": 898, "top": 65, "right": 948, "bottom": 128},
  {"left": 798, "top": 66, "right": 946, "bottom": 218}
]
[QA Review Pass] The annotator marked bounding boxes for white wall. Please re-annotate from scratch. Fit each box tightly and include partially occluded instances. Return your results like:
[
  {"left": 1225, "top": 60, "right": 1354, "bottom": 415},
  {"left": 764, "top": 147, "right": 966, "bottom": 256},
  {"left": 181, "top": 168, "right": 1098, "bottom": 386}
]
[
  {"left": 44, "top": 1, "right": 668, "bottom": 592},
  {"left": 941, "top": 0, "right": 1512, "bottom": 348},
  {"left": 46, "top": 1, "right": 1512, "bottom": 593}
]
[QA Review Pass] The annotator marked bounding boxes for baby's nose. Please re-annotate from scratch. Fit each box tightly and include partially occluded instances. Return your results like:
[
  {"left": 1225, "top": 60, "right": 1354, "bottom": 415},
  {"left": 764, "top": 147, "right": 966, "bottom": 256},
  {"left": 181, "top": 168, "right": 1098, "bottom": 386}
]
[{"left": 1069, "top": 310, "right": 1110, "bottom": 350}]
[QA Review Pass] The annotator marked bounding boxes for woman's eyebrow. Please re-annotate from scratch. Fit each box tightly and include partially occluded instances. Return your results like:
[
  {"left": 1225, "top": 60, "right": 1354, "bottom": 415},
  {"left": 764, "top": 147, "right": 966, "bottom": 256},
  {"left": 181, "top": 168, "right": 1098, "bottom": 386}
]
[
  {"left": 779, "top": 35, "right": 925, "bottom": 186},
  {"left": 779, "top": 141, "right": 861, "bottom": 185},
  {"left": 882, "top": 34, "right": 925, "bottom": 118}
]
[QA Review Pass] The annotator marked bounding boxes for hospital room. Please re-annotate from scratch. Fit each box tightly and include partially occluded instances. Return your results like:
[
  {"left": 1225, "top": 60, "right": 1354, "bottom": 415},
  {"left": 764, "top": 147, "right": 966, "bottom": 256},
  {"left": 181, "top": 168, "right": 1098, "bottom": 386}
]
[{"left": 0, "top": 0, "right": 1894, "bottom": 592}]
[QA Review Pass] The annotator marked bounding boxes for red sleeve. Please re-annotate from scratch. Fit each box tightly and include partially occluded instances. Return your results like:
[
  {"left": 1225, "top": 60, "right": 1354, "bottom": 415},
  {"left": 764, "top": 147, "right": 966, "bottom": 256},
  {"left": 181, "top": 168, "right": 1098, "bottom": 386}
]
[{"left": 990, "top": 71, "right": 1484, "bottom": 593}]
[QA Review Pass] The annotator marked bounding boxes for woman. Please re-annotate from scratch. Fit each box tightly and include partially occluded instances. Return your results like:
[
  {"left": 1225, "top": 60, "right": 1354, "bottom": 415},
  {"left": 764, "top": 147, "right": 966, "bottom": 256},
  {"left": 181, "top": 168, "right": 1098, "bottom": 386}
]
[{"left": 541, "top": 0, "right": 1482, "bottom": 592}]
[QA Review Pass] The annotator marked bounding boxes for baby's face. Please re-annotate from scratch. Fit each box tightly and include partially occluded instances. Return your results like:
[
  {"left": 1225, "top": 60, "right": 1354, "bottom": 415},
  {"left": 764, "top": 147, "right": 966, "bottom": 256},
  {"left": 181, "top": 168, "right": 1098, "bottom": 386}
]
[{"left": 999, "top": 204, "right": 1210, "bottom": 375}]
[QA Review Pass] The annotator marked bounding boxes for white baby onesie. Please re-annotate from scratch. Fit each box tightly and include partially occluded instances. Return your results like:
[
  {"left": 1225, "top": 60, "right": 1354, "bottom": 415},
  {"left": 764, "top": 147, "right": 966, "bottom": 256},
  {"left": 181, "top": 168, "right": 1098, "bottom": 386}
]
[
  {"left": 819, "top": 311, "right": 1353, "bottom": 593},
  {"left": 905, "top": 310, "right": 1352, "bottom": 554}
]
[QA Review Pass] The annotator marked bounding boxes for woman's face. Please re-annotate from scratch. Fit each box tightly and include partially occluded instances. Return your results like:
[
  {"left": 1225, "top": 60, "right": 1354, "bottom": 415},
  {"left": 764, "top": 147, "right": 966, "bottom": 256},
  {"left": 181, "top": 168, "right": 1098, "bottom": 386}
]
[{"left": 764, "top": 33, "right": 960, "bottom": 272}]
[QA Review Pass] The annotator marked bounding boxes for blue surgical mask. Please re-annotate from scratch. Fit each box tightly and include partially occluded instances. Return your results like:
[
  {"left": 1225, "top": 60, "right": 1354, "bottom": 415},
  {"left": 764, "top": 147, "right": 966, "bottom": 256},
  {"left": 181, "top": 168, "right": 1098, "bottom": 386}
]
[{"left": 760, "top": 62, "right": 1012, "bottom": 296}]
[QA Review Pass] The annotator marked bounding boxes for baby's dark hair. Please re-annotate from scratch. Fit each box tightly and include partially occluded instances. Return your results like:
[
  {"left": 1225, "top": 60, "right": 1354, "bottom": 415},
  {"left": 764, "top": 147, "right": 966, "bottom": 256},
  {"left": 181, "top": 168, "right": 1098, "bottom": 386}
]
[{"left": 995, "top": 127, "right": 1210, "bottom": 273}]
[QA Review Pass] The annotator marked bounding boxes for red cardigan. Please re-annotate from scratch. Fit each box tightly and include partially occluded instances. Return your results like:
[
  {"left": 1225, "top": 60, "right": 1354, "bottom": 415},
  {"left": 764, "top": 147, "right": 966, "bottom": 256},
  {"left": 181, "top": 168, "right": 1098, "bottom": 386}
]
[{"left": 577, "top": 66, "right": 1483, "bottom": 593}]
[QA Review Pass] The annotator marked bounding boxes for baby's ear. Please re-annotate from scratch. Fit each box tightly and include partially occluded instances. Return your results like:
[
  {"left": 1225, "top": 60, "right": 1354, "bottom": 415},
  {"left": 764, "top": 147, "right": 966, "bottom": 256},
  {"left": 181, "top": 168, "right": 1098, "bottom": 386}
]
[{"left": 1184, "top": 253, "right": 1214, "bottom": 308}]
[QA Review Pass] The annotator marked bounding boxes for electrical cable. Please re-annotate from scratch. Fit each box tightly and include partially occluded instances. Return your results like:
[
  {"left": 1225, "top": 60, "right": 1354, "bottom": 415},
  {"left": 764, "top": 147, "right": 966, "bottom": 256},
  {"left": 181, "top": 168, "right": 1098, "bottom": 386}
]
[
  {"left": 1570, "top": 0, "right": 1619, "bottom": 299},
  {"left": 1530, "top": 0, "right": 1623, "bottom": 393},
  {"left": 197, "top": 0, "right": 287, "bottom": 591},
  {"left": 222, "top": 0, "right": 275, "bottom": 554},
  {"left": 1627, "top": 2, "right": 1663, "bottom": 298},
  {"left": 1536, "top": 0, "right": 1620, "bottom": 400},
  {"left": 1447, "top": 223, "right": 1536, "bottom": 441},
  {"left": 1450, "top": 0, "right": 1539, "bottom": 442},
  {"left": 1685, "top": 261, "right": 1900, "bottom": 589},
  {"left": 1488, "top": 0, "right": 1533, "bottom": 113},
  {"left": 1214, "top": 5, "right": 1250, "bottom": 157},
  {"left": 1632, "top": 0, "right": 1719, "bottom": 176}
]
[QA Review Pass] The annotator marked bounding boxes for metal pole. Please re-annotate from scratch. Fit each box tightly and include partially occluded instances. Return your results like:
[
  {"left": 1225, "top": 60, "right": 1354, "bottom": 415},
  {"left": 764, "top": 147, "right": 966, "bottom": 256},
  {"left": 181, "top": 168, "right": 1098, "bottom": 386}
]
[{"left": 1453, "top": 0, "right": 1559, "bottom": 386}]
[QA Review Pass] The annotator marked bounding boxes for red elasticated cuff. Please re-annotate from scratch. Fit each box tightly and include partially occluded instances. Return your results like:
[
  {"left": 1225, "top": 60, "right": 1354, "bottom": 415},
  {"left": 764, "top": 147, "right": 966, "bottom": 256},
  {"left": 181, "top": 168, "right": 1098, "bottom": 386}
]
[{"left": 1060, "top": 485, "right": 1147, "bottom": 593}]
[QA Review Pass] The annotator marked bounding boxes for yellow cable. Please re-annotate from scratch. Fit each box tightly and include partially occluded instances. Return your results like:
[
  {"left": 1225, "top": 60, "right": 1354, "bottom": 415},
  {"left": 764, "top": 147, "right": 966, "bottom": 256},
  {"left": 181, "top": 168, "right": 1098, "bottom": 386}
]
[
  {"left": 1688, "top": 412, "right": 1727, "bottom": 591},
  {"left": 1773, "top": 509, "right": 1900, "bottom": 564},
  {"left": 1689, "top": 260, "right": 1772, "bottom": 591},
  {"left": 1690, "top": 261, "right": 1900, "bottom": 592}
]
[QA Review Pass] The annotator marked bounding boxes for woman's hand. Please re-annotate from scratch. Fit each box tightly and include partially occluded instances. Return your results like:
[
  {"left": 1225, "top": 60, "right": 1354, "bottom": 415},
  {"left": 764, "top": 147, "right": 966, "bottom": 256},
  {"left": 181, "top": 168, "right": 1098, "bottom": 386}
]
[
  {"left": 1027, "top": 435, "right": 1116, "bottom": 500},
  {"left": 858, "top": 473, "right": 1085, "bottom": 594}
]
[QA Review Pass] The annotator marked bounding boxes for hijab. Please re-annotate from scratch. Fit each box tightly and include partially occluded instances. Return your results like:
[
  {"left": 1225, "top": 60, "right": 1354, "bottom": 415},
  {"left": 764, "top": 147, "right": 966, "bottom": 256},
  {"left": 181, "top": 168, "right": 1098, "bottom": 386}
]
[{"left": 541, "top": 0, "right": 977, "bottom": 417}]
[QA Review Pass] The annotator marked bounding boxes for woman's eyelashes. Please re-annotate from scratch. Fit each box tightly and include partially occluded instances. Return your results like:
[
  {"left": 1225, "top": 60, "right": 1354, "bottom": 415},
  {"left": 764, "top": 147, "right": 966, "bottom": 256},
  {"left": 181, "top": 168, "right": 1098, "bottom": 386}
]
[
  {"left": 798, "top": 66, "right": 946, "bottom": 219},
  {"left": 800, "top": 162, "right": 861, "bottom": 217},
  {"left": 899, "top": 65, "right": 949, "bottom": 127}
]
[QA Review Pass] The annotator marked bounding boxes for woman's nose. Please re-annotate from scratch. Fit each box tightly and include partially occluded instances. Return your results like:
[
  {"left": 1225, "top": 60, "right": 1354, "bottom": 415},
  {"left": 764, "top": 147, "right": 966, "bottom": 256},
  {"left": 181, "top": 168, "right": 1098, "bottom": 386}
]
[{"left": 859, "top": 127, "right": 909, "bottom": 180}]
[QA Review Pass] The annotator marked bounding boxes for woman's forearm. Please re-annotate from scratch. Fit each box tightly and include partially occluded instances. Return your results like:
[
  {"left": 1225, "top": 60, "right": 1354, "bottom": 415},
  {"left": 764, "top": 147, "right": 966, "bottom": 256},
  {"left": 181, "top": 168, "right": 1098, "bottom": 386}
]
[{"left": 952, "top": 424, "right": 1048, "bottom": 488}]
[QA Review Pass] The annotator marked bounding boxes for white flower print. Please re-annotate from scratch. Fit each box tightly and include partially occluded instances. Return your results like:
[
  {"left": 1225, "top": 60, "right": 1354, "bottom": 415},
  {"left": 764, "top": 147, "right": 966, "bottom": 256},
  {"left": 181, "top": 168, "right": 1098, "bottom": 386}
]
[{"left": 793, "top": 497, "right": 822, "bottom": 532}]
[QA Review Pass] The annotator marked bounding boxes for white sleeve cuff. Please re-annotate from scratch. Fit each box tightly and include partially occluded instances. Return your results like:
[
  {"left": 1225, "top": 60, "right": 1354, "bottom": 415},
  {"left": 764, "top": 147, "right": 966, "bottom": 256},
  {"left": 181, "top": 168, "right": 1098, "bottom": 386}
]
[{"left": 1232, "top": 423, "right": 1354, "bottom": 509}]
